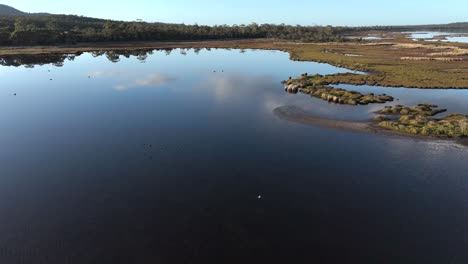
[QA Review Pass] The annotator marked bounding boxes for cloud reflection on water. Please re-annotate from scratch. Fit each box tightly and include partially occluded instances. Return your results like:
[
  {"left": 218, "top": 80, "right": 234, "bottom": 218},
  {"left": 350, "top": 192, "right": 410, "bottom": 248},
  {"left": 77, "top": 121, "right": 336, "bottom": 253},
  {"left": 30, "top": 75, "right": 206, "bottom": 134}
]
[
  {"left": 196, "top": 73, "right": 376, "bottom": 121},
  {"left": 113, "top": 73, "right": 176, "bottom": 91},
  {"left": 89, "top": 70, "right": 176, "bottom": 91}
]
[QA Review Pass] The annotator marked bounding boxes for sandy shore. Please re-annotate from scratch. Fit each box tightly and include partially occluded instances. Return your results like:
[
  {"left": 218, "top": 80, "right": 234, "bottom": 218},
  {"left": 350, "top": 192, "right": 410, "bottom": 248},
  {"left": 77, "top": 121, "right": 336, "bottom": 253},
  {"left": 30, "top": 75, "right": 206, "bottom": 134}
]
[
  {"left": 273, "top": 105, "right": 468, "bottom": 147},
  {"left": 273, "top": 105, "right": 376, "bottom": 133}
]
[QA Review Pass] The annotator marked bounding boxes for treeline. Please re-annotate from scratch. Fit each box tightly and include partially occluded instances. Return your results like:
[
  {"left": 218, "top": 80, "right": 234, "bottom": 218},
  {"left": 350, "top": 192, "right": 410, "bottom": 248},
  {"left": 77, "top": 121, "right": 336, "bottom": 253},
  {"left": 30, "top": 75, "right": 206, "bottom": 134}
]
[
  {"left": 2, "top": 14, "right": 466, "bottom": 46},
  {"left": 341, "top": 22, "right": 468, "bottom": 35},
  {"left": 0, "top": 15, "right": 343, "bottom": 46}
]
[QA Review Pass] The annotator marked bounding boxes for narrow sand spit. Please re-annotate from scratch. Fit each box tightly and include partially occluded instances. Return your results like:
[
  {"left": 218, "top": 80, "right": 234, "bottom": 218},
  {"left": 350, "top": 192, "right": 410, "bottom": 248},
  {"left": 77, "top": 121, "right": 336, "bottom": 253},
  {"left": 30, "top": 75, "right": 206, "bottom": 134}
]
[
  {"left": 273, "top": 105, "right": 374, "bottom": 133},
  {"left": 273, "top": 105, "right": 468, "bottom": 147}
]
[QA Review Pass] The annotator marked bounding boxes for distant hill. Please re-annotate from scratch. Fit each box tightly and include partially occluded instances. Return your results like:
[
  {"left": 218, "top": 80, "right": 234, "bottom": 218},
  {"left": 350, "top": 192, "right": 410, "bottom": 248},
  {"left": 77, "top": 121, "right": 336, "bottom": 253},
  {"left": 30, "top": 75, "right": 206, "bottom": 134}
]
[
  {"left": 0, "top": 4, "right": 49, "bottom": 17},
  {"left": 0, "top": 4, "right": 26, "bottom": 16}
]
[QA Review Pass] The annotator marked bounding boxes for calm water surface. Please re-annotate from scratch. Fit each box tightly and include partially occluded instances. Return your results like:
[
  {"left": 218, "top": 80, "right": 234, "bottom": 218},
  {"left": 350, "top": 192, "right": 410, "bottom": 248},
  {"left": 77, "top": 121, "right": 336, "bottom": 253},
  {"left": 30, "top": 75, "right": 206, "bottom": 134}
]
[
  {"left": 407, "top": 31, "right": 468, "bottom": 43},
  {"left": 0, "top": 49, "right": 467, "bottom": 264}
]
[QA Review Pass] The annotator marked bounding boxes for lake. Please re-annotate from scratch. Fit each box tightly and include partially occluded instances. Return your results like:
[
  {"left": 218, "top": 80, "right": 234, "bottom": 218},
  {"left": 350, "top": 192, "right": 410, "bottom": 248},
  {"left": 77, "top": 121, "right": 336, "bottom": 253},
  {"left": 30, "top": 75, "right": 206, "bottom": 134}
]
[
  {"left": 0, "top": 49, "right": 467, "bottom": 264},
  {"left": 407, "top": 31, "right": 468, "bottom": 43}
]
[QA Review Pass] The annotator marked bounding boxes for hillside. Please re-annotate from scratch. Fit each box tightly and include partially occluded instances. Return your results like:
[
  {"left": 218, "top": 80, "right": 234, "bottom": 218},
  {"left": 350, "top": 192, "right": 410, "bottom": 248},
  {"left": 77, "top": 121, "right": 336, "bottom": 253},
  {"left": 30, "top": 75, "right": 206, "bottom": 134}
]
[
  {"left": 0, "top": 4, "right": 466, "bottom": 46},
  {"left": 0, "top": 13, "right": 343, "bottom": 46},
  {"left": 0, "top": 4, "right": 26, "bottom": 16}
]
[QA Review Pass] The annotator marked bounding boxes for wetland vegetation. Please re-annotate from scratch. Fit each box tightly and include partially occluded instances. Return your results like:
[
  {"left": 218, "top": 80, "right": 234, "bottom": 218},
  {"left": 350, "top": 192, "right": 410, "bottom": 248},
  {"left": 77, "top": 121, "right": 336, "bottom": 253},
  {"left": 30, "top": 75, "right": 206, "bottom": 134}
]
[
  {"left": 2, "top": 30, "right": 468, "bottom": 143},
  {"left": 374, "top": 104, "right": 467, "bottom": 139},
  {"left": 284, "top": 76, "right": 394, "bottom": 105},
  {"left": 1, "top": 3, "right": 468, "bottom": 264},
  {"left": 2, "top": 36, "right": 468, "bottom": 142}
]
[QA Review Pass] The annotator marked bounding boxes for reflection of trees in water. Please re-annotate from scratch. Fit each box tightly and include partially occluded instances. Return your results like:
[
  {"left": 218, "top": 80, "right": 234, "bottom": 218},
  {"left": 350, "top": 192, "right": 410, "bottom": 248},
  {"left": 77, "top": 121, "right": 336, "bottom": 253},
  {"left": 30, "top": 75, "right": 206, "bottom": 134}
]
[
  {"left": 0, "top": 53, "right": 80, "bottom": 67},
  {"left": 0, "top": 48, "right": 217, "bottom": 67},
  {"left": 163, "top": 49, "right": 172, "bottom": 56},
  {"left": 91, "top": 51, "right": 106, "bottom": 58},
  {"left": 105, "top": 51, "right": 120, "bottom": 63}
]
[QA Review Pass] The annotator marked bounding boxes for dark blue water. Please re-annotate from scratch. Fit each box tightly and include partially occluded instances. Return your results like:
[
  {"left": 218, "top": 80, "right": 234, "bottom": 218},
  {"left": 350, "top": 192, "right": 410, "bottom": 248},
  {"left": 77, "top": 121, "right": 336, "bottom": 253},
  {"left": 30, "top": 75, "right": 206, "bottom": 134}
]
[{"left": 0, "top": 49, "right": 467, "bottom": 264}]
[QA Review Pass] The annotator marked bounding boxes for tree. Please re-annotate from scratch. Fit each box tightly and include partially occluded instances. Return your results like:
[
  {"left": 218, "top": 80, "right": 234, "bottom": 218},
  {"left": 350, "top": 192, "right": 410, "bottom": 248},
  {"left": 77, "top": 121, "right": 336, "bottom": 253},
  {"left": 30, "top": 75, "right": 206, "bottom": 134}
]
[
  {"left": 0, "top": 14, "right": 352, "bottom": 46},
  {"left": 46, "top": 17, "right": 61, "bottom": 31}
]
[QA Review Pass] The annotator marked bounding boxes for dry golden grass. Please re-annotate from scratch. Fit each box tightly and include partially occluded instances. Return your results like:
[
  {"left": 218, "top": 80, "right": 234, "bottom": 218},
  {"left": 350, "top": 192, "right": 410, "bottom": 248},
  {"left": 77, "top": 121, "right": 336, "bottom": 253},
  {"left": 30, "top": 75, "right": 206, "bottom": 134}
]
[
  {"left": 400, "top": 57, "right": 463, "bottom": 61},
  {"left": 281, "top": 41, "right": 468, "bottom": 88}
]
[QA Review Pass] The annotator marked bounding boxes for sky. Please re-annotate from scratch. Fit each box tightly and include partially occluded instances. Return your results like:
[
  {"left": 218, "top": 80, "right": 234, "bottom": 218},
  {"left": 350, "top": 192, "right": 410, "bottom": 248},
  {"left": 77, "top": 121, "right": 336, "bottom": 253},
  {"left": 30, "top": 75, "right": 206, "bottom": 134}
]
[{"left": 3, "top": 0, "right": 468, "bottom": 26}]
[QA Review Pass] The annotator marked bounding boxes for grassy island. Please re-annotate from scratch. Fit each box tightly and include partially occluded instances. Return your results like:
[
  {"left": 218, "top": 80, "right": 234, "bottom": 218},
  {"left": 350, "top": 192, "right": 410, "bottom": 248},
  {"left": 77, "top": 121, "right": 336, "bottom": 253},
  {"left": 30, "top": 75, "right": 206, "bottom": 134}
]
[
  {"left": 283, "top": 74, "right": 394, "bottom": 105},
  {"left": 375, "top": 105, "right": 467, "bottom": 138},
  {"left": 274, "top": 104, "right": 467, "bottom": 141}
]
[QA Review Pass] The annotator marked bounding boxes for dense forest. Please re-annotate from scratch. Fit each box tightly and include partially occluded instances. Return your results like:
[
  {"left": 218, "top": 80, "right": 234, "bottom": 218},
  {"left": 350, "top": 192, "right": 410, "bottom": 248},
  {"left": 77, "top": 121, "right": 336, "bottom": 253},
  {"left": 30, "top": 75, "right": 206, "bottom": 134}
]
[
  {"left": 341, "top": 22, "right": 468, "bottom": 34},
  {"left": 0, "top": 14, "right": 343, "bottom": 46},
  {"left": 0, "top": 3, "right": 467, "bottom": 46}
]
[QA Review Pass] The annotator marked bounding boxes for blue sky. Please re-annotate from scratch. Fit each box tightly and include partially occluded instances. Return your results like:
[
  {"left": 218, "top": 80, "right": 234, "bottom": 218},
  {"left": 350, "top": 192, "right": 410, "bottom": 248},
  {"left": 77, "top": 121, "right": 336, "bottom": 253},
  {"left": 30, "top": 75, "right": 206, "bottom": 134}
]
[{"left": 3, "top": 0, "right": 468, "bottom": 26}]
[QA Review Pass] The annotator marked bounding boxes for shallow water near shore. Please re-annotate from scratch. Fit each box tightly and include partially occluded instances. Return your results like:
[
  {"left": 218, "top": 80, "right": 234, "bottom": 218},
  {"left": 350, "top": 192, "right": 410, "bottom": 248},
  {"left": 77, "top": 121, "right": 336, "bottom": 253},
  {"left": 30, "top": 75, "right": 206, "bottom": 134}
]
[
  {"left": 0, "top": 49, "right": 467, "bottom": 263},
  {"left": 329, "top": 84, "right": 468, "bottom": 120},
  {"left": 407, "top": 31, "right": 468, "bottom": 43}
]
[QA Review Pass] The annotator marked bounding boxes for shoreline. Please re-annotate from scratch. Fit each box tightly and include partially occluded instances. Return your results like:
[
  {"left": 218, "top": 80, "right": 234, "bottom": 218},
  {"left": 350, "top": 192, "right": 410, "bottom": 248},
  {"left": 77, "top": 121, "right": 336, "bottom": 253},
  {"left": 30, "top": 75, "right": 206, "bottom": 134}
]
[
  {"left": 1, "top": 38, "right": 468, "bottom": 89},
  {"left": 273, "top": 105, "right": 468, "bottom": 147},
  {"left": 1, "top": 38, "right": 466, "bottom": 145},
  {"left": 0, "top": 39, "right": 282, "bottom": 55}
]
